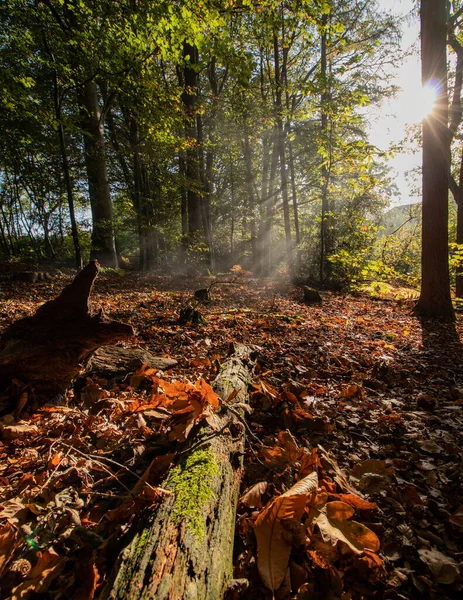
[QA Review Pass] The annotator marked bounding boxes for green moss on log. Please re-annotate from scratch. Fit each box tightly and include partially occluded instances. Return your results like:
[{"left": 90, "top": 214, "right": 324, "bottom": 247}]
[{"left": 167, "top": 449, "right": 219, "bottom": 539}]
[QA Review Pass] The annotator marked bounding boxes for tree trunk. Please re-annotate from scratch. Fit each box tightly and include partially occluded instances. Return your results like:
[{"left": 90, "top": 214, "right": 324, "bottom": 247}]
[
  {"left": 197, "top": 112, "right": 214, "bottom": 271},
  {"left": 179, "top": 154, "right": 188, "bottom": 264},
  {"left": 455, "top": 151, "right": 463, "bottom": 297},
  {"left": 320, "top": 19, "right": 330, "bottom": 284},
  {"left": 53, "top": 71, "right": 82, "bottom": 269},
  {"left": 0, "top": 261, "right": 133, "bottom": 415},
  {"left": 100, "top": 344, "right": 256, "bottom": 600},
  {"left": 243, "top": 131, "right": 259, "bottom": 269},
  {"left": 78, "top": 81, "right": 118, "bottom": 267},
  {"left": 415, "top": 0, "right": 454, "bottom": 319},
  {"left": 182, "top": 43, "right": 203, "bottom": 237},
  {"left": 273, "top": 32, "right": 294, "bottom": 274}
]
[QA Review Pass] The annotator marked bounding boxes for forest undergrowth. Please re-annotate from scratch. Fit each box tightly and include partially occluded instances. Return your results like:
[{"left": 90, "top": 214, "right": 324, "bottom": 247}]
[{"left": 0, "top": 268, "right": 462, "bottom": 600}]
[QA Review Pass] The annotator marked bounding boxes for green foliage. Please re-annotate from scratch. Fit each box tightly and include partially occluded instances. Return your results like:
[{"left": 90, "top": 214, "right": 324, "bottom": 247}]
[{"left": 0, "top": 0, "right": 404, "bottom": 274}]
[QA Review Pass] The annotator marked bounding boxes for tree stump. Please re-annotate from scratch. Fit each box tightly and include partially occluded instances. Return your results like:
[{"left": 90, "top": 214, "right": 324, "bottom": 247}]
[
  {"left": 100, "top": 344, "right": 257, "bottom": 600},
  {"left": 303, "top": 286, "right": 322, "bottom": 303},
  {"left": 0, "top": 261, "right": 133, "bottom": 415},
  {"left": 194, "top": 288, "right": 210, "bottom": 301},
  {"left": 178, "top": 306, "right": 206, "bottom": 325}
]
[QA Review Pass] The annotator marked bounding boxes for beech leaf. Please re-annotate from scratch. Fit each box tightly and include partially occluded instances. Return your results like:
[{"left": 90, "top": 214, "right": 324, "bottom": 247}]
[
  {"left": 255, "top": 471, "right": 318, "bottom": 591},
  {"left": 240, "top": 481, "right": 268, "bottom": 508},
  {"left": 313, "top": 501, "right": 380, "bottom": 554}
]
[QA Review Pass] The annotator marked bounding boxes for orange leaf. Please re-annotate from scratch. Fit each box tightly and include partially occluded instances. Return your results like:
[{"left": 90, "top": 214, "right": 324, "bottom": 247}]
[
  {"left": 255, "top": 472, "right": 318, "bottom": 591},
  {"left": 195, "top": 379, "right": 219, "bottom": 409},
  {"left": 330, "top": 493, "right": 377, "bottom": 511},
  {"left": 313, "top": 501, "right": 380, "bottom": 554}
]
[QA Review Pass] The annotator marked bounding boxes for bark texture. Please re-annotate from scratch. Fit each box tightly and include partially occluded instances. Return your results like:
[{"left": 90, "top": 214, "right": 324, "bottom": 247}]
[
  {"left": 100, "top": 344, "right": 256, "bottom": 600},
  {"left": 84, "top": 345, "right": 177, "bottom": 380},
  {"left": 0, "top": 261, "right": 133, "bottom": 414},
  {"left": 415, "top": 0, "right": 454, "bottom": 319}
]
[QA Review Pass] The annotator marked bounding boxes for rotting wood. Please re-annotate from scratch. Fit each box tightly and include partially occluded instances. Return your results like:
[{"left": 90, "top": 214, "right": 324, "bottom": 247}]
[
  {"left": 0, "top": 261, "right": 133, "bottom": 415},
  {"left": 100, "top": 343, "right": 257, "bottom": 600},
  {"left": 84, "top": 345, "right": 177, "bottom": 380}
]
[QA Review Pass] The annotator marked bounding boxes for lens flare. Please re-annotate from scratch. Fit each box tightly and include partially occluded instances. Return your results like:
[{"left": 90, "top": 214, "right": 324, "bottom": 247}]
[{"left": 418, "top": 83, "right": 438, "bottom": 120}]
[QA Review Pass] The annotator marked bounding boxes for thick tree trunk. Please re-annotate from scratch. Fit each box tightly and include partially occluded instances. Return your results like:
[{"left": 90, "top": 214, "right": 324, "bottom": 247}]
[
  {"left": 0, "top": 261, "right": 133, "bottom": 415},
  {"left": 415, "top": 0, "right": 454, "bottom": 319},
  {"left": 100, "top": 344, "right": 256, "bottom": 600},
  {"left": 78, "top": 81, "right": 118, "bottom": 267}
]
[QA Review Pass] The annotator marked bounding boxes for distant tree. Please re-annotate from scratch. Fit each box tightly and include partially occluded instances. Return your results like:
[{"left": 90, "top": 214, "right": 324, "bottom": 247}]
[{"left": 414, "top": 0, "right": 455, "bottom": 319}]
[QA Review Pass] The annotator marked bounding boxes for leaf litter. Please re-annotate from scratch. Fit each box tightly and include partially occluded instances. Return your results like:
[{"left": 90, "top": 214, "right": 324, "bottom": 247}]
[{"left": 0, "top": 269, "right": 462, "bottom": 599}]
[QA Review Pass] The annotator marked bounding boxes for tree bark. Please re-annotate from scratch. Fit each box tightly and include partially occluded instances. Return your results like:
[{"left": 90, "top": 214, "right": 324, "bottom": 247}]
[
  {"left": 319, "top": 17, "right": 331, "bottom": 284},
  {"left": 414, "top": 0, "right": 454, "bottom": 319},
  {"left": 274, "top": 31, "right": 294, "bottom": 274},
  {"left": 182, "top": 43, "right": 203, "bottom": 237},
  {"left": 455, "top": 152, "right": 463, "bottom": 298},
  {"left": 49, "top": 54, "right": 82, "bottom": 269},
  {"left": 243, "top": 131, "right": 259, "bottom": 268},
  {"left": 78, "top": 81, "right": 118, "bottom": 267},
  {"left": 100, "top": 344, "right": 257, "bottom": 600},
  {"left": 0, "top": 261, "right": 133, "bottom": 415}
]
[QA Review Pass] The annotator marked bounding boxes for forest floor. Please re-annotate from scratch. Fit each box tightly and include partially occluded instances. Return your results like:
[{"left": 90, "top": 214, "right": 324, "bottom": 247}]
[{"left": 0, "top": 267, "right": 462, "bottom": 600}]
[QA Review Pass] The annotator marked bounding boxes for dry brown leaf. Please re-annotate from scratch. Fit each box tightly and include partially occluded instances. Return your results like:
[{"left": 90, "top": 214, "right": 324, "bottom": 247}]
[
  {"left": 240, "top": 481, "right": 268, "bottom": 508},
  {"left": 0, "top": 522, "right": 17, "bottom": 576},
  {"left": 195, "top": 378, "right": 220, "bottom": 409},
  {"left": 318, "top": 445, "right": 362, "bottom": 496},
  {"left": 11, "top": 549, "right": 65, "bottom": 599},
  {"left": 329, "top": 493, "right": 377, "bottom": 511},
  {"left": 338, "top": 383, "right": 363, "bottom": 399},
  {"left": 418, "top": 547, "right": 460, "bottom": 584},
  {"left": 352, "top": 459, "right": 387, "bottom": 479},
  {"left": 0, "top": 423, "right": 38, "bottom": 441},
  {"left": 255, "top": 471, "right": 318, "bottom": 591},
  {"left": 73, "top": 557, "right": 100, "bottom": 600},
  {"left": 449, "top": 507, "right": 463, "bottom": 529},
  {"left": 312, "top": 500, "right": 380, "bottom": 554}
]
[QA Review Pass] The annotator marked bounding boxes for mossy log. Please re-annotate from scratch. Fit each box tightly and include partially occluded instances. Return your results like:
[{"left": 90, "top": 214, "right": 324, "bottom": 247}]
[
  {"left": 101, "top": 344, "right": 257, "bottom": 600},
  {"left": 0, "top": 261, "right": 133, "bottom": 414}
]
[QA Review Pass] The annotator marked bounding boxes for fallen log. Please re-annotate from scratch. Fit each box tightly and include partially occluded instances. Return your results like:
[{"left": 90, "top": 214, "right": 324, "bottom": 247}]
[
  {"left": 0, "top": 261, "right": 133, "bottom": 415},
  {"left": 84, "top": 345, "right": 178, "bottom": 380},
  {"left": 101, "top": 344, "right": 257, "bottom": 600}
]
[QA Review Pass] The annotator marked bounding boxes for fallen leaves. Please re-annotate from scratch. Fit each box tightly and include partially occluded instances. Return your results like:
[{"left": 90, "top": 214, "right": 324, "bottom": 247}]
[
  {"left": 11, "top": 549, "right": 65, "bottom": 599},
  {"left": 1, "top": 272, "right": 463, "bottom": 600}
]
